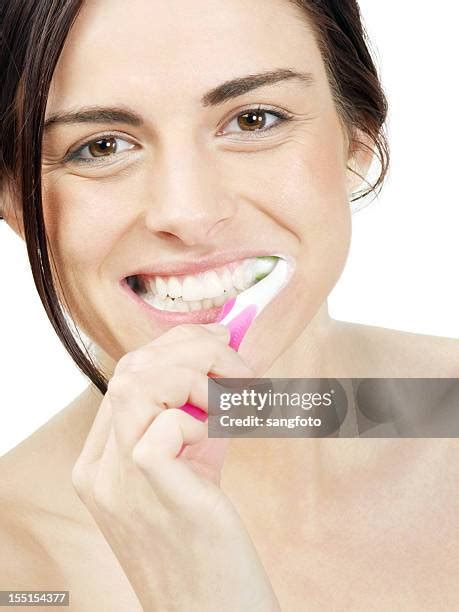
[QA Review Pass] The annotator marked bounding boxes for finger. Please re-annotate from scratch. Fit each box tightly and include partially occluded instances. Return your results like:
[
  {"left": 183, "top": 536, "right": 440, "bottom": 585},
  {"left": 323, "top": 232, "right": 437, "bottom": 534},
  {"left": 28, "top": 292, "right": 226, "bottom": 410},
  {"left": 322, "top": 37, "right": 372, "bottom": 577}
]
[
  {"left": 131, "top": 408, "right": 210, "bottom": 506},
  {"left": 77, "top": 394, "right": 113, "bottom": 466},
  {"left": 130, "top": 337, "right": 254, "bottom": 379},
  {"left": 110, "top": 368, "right": 210, "bottom": 462},
  {"left": 90, "top": 423, "right": 121, "bottom": 509},
  {"left": 152, "top": 323, "right": 230, "bottom": 347}
]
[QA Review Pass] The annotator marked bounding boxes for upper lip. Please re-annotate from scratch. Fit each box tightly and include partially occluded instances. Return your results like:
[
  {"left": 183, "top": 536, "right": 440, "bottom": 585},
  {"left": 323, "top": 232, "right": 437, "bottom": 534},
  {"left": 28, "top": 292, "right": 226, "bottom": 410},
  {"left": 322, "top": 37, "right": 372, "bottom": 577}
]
[{"left": 125, "top": 249, "right": 287, "bottom": 279}]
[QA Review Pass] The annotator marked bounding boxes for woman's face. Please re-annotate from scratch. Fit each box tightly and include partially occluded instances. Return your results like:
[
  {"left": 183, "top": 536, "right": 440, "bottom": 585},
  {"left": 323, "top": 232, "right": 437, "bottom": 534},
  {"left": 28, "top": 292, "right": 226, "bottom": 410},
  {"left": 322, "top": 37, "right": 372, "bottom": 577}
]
[{"left": 39, "top": 0, "right": 358, "bottom": 373}]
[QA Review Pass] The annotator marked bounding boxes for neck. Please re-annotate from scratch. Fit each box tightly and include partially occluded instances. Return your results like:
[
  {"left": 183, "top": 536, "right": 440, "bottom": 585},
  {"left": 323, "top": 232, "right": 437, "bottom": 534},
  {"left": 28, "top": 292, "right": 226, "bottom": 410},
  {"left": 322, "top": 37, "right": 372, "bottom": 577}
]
[{"left": 263, "top": 300, "right": 340, "bottom": 378}]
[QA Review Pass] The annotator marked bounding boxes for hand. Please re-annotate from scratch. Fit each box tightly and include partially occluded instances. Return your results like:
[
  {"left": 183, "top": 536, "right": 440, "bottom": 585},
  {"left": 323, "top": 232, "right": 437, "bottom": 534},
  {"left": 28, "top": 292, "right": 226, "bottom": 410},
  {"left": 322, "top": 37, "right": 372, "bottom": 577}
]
[{"left": 71, "top": 323, "right": 281, "bottom": 612}]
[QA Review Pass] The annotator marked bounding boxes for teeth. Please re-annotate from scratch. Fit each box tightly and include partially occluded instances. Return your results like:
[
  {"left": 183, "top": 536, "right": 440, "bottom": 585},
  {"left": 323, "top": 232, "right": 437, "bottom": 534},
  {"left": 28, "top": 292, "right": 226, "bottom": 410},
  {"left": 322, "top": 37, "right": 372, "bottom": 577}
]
[
  {"left": 232, "top": 265, "right": 246, "bottom": 291},
  {"left": 175, "top": 300, "right": 190, "bottom": 312},
  {"left": 167, "top": 276, "right": 182, "bottom": 298},
  {"left": 182, "top": 275, "right": 204, "bottom": 301},
  {"left": 135, "top": 256, "right": 279, "bottom": 312},
  {"left": 243, "top": 259, "right": 256, "bottom": 288},
  {"left": 147, "top": 278, "right": 157, "bottom": 295},
  {"left": 182, "top": 269, "right": 225, "bottom": 301},
  {"left": 145, "top": 288, "right": 241, "bottom": 312},
  {"left": 213, "top": 294, "right": 227, "bottom": 306},
  {"left": 226, "top": 287, "right": 238, "bottom": 298},
  {"left": 156, "top": 277, "right": 168, "bottom": 299},
  {"left": 200, "top": 269, "right": 224, "bottom": 299},
  {"left": 218, "top": 267, "right": 233, "bottom": 292}
]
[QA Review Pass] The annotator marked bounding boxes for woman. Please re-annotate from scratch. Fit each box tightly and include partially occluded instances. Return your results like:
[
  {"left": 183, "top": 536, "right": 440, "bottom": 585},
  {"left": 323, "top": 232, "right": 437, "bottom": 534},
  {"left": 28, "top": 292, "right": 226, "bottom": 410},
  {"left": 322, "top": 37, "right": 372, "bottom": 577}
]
[{"left": 1, "top": 0, "right": 458, "bottom": 610}]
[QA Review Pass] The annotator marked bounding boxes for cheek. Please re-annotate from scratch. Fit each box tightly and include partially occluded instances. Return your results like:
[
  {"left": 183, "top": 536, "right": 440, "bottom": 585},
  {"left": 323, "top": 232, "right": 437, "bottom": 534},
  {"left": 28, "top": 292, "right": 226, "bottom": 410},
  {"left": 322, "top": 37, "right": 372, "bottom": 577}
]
[
  {"left": 41, "top": 175, "right": 135, "bottom": 341},
  {"left": 278, "top": 124, "right": 350, "bottom": 234},
  {"left": 41, "top": 175, "right": 144, "bottom": 362},
  {"left": 232, "top": 117, "right": 351, "bottom": 271},
  {"left": 290, "top": 128, "right": 351, "bottom": 300},
  {"left": 42, "top": 176, "right": 134, "bottom": 276},
  {"left": 248, "top": 116, "right": 352, "bottom": 325}
]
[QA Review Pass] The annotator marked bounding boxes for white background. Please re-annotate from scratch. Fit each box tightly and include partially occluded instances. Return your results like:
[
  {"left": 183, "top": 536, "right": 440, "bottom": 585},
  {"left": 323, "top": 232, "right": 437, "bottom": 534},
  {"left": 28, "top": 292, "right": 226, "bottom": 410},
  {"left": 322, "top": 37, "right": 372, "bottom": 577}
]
[{"left": 1, "top": 1, "right": 458, "bottom": 455}]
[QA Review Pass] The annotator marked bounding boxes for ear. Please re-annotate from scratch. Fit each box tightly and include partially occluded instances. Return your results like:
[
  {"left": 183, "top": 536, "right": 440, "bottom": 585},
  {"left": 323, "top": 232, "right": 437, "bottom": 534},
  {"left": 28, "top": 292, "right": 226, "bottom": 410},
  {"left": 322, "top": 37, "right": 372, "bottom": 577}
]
[
  {"left": 345, "top": 128, "right": 376, "bottom": 198},
  {"left": 0, "top": 180, "right": 25, "bottom": 240}
]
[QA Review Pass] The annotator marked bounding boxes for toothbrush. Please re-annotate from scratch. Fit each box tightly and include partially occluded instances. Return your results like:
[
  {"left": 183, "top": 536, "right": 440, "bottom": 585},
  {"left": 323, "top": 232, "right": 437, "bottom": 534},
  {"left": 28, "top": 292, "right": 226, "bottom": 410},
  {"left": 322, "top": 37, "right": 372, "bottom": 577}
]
[{"left": 178, "top": 255, "right": 292, "bottom": 421}]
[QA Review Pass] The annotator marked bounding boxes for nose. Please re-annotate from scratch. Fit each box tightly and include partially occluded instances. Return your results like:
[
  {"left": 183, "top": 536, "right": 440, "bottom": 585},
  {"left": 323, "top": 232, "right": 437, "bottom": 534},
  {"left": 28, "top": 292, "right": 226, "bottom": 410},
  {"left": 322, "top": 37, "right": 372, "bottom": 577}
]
[{"left": 142, "top": 144, "right": 236, "bottom": 246}]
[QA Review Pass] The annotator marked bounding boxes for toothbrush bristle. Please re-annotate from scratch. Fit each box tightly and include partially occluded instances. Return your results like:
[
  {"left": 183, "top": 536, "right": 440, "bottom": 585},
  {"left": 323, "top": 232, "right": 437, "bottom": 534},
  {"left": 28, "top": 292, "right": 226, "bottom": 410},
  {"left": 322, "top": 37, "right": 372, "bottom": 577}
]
[{"left": 254, "top": 255, "right": 278, "bottom": 281}]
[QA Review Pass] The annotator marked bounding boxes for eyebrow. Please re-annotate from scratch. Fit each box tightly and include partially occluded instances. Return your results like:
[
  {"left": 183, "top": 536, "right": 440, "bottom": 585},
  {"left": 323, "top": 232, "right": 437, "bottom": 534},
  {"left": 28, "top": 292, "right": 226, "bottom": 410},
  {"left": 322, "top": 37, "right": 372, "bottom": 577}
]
[
  {"left": 44, "top": 107, "right": 143, "bottom": 130},
  {"left": 201, "top": 68, "right": 314, "bottom": 106},
  {"left": 44, "top": 68, "right": 314, "bottom": 129}
]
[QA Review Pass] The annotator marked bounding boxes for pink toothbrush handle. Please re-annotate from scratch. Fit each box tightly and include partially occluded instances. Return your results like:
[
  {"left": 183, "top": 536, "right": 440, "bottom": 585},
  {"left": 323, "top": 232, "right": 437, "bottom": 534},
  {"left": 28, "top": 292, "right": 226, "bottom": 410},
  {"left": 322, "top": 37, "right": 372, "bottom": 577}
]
[{"left": 178, "top": 300, "right": 257, "bottom": 422}]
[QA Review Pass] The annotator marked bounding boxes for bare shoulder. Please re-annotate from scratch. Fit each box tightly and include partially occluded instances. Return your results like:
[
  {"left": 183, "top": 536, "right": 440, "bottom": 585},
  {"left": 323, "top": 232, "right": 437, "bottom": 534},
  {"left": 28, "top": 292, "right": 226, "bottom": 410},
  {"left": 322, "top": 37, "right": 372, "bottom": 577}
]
[
  {"left": 332, "top": 319, "right": 459, "bottom": 377},
  {"left": 0, "top": 424, "right": 141, "bottom": 611},
  {"left": 0, "top": 389, "right": 88, "bottom": 592},
  {"left": 0, "top": 493, "right": 63, "bottom": 590}
]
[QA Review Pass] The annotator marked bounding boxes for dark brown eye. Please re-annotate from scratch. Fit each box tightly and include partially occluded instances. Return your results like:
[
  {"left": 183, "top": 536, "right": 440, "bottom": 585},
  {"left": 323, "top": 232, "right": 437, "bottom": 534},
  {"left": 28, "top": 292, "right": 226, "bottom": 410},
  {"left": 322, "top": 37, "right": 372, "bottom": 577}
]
[
  {"left": 88, "top": 137, "right": 118, "bottom": 157},
  {"left": 237, "top": 111, "right": 267, "bottom": 131}
]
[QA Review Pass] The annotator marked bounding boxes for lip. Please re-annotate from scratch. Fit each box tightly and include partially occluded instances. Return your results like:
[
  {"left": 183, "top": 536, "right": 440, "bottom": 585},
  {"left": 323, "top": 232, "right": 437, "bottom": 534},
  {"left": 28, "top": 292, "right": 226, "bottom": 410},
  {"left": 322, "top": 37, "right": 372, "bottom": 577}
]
[{"left": 122, "top": 249, "right": 290, "bottom": 280}]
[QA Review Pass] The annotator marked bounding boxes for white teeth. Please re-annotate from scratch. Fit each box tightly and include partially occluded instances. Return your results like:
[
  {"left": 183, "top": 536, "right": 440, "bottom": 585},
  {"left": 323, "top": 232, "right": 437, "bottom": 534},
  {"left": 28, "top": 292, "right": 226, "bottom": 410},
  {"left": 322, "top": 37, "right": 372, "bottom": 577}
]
[
  {"left": 181, "top": 269, "right": 224, "bottom": 301},
  {"left": 156, "top": 277, "right": 168, "bottom": 299},
  {"left": 232, "top": 265, "right": 246, "bottom": 291},
  {"left": 182, "top": 275, "right": 203, "bottom": 301},
  {"left": 200, "top": 269, "right": 224, "bottom": 299},
  {"left": 175, "top": 299, "right": 189, "bottom": 312},
  {"left": 147, "top": 278, "right": 157, "bottom": 295},
  {"left": 136, "top": 256, "right": 279, "bottom": 312},
  {"left": 167, "top": 276, "right": 182, "bottom": 298},
  {"left": 152, "top": 295, "right": 166, "bottom": 309},
  {"left": 213, "top": 294, "right": 226, "bottom": 306},
  {"left": 219, "top": 267, "right": 233, "bottom": 292},
  {"left": 146, "top": 285, "right": 245, "bottom": 312}
]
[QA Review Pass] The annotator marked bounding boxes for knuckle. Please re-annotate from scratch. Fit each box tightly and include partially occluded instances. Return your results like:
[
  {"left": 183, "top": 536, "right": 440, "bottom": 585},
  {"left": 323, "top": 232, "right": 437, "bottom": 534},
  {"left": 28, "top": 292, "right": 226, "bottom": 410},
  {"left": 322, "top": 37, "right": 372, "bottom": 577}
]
[
  {"left": 114, "top": 352, "right": 134, "bottom": 374},
  {"left": 106, "top": 373, "right": 133, "bottom": 402},
  {"left": 71, "top": 461, "right": 90, "bottom": 495},
  {"left": 92, "top": 488, "right": 110, "bottom": 514},
  {"left": 189, "top": 336, "right": 221, "bottom": 361},
  {"left": 92, "top": 476, "right": 115, "bottom": 514},
  {"left": 175, "top": 323, "right": 202, "bottom": 339},
  {"left": 173, "top": 365, "right": 196, "bottom": 386},
  {"left": 132, "top": 442, "right": 157, "bottom": 470},
  {"left": 114, "top": 351, "right": 146, "bottom": 374},
  {"left": 179, "top": 323, "right": 198, "bottom": 333}
]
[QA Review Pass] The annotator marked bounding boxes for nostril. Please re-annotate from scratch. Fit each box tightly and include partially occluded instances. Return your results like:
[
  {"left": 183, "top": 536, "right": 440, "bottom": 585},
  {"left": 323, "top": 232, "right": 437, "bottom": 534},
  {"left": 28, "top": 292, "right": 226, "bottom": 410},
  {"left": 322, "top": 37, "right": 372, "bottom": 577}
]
[{"left": 157, "top": 230, "right": 182, "bottom": 242}]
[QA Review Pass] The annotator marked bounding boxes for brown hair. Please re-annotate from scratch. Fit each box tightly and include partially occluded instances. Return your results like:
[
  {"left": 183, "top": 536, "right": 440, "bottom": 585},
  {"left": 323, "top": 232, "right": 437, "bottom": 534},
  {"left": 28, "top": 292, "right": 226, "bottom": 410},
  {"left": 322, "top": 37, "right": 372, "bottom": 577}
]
[
  {"left": 0, "top": 0, "right": 389, "bottom": 394},
  {"left": 291, "top": 0, "right": 389, "bottom": 198}
]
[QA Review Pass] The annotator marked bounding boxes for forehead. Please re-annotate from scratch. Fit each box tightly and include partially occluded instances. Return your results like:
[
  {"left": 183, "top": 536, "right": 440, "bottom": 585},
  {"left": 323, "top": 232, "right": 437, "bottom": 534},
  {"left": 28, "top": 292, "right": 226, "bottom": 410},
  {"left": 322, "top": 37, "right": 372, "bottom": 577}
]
[{"left": 47, "top": 0, "right": 323, "bottom": 114}]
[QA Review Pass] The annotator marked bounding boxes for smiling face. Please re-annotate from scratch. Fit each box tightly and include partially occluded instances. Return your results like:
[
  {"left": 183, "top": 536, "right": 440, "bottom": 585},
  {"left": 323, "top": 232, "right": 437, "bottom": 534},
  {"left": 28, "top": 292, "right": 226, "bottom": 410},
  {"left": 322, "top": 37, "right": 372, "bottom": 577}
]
[{"left": 38, "top": 0, "right": 362, "bottom": 374}]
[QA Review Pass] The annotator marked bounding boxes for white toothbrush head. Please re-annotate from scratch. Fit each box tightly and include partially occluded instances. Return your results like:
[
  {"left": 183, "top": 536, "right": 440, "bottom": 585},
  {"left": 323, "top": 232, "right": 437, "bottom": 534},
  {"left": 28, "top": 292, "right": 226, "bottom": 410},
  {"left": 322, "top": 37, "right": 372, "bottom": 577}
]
[{"left": 218, "top": 254, "right": 294, "bottom": 325}]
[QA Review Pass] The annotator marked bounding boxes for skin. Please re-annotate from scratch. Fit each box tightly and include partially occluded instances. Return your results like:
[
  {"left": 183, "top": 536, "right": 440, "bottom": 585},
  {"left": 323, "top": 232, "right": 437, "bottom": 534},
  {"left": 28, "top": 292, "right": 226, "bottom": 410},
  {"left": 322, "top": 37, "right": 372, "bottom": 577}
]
[{"left": 1, "top": 0, "right": 459, "bottom": 609}]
